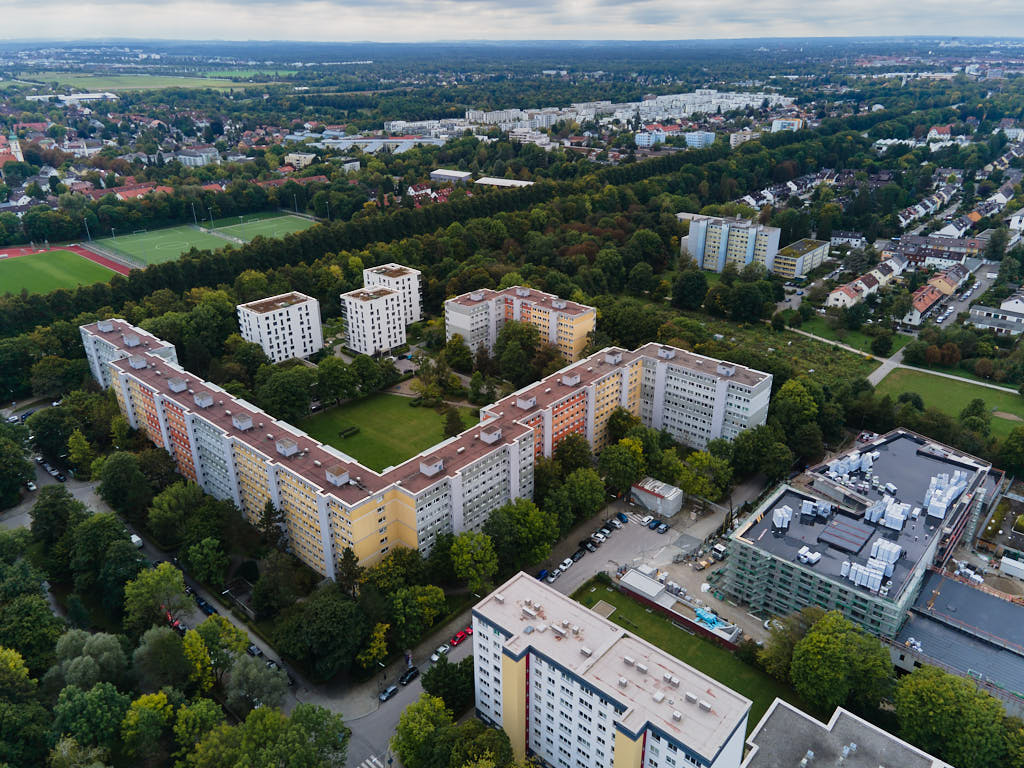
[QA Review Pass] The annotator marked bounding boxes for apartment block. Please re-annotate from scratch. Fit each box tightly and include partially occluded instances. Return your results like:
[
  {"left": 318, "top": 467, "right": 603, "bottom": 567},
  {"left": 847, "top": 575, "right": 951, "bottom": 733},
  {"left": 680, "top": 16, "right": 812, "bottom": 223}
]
[
  {"left": 340, "top": 287, "right": 406, "bottom": 355},
  {"left": 473, "top": 573, "right": 751, "bottom": 768},
  {"left": 236, "top": 292, "right": 324, "bottom": 364},
  {"left": 684, "top": 131, "right": 716, "bottom": 148},
  {"left": 363, "top": 262, "right": 422, "bottom": 325},
  {"left": 770, "top": 238, "right": 829, "bottom": 279},
  {"left": 82, "top": 321, "right": 769, "bottom": 579},
  {"left": 722, "top": 429, "right": 994, "bottom": 639},
  {"left": 444, "top": 286, "right": 597, "bottom": 363},
  {"left": 680, "top": 215, "right": 781, "bottom": 274}
]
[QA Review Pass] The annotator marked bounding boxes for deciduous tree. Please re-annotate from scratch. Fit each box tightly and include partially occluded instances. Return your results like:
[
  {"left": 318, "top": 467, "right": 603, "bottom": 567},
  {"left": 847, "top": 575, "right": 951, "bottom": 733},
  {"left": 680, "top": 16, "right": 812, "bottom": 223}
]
[
  {"left": 451, "top": 532, "right": 498, "bottom": 593},
  {"left": 122, "top": 562, "right": 188, "bottom": 637}
]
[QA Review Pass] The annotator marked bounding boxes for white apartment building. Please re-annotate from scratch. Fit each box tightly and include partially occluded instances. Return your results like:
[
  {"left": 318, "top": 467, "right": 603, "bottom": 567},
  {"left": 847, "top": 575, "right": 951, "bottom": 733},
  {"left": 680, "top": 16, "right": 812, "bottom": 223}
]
[
  {"left": 363, "top": 263, "right": 422, "bottom": 324},
  {"left": 79, "top": 319, "right": 178, "bottom": 389},
  {"left": 680, "top": 214, "right": 781, "bottom": 274},
  {"left": 236, "top": 292, "right": 324, "bottom": 364},
  {"left": 771, "top": 118, "right": 804, "bottom": 133},
  {"left": 340, "top": 287, "right": 406, "bottom": 356},
  {"left": 473, "top": 573, "right": 751, "bottom": 768}
]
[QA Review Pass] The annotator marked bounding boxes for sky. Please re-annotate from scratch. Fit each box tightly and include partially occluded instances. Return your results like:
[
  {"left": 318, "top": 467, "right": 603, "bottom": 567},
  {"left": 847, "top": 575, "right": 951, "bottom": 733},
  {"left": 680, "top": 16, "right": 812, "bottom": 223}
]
[{"left": 1, "top": 0, "right": 1023, "bottom": 42}]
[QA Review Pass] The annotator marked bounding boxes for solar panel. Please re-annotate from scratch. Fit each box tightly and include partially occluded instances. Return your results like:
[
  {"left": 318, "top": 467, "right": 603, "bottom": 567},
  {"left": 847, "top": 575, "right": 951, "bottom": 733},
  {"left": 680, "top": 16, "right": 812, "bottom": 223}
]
[{"left": 817, "top": 516, "right": 873, "bottom": 555}]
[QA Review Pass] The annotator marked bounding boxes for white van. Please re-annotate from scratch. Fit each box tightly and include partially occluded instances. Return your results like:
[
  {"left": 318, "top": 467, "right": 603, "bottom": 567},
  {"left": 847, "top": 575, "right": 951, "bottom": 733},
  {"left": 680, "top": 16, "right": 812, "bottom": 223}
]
[{"left": 130, "top": 534, "right": 144, "bottom": 549}]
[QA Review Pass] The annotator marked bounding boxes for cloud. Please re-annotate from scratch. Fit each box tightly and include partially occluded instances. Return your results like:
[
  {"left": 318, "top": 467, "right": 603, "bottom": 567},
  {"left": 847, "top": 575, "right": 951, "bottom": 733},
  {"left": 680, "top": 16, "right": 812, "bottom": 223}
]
[{"left": 0, "top": 0, "right": 1022, "bottom": 40}]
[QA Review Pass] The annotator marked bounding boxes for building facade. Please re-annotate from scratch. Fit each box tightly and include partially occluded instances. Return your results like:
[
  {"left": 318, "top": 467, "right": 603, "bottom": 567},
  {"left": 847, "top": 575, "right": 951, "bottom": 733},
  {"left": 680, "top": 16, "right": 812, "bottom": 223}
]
[
  {"left": 473, "top": 573, "right": 751, "bottom": 768},
  {"left": 362, "top": 263, "right": 423, "bottom": 325},
  {"left": 684, "top": 131, "right": 716, "bottom": 148},
  {"left": 81, "top": 320, "right": 770, "bottom": 578},
  {"left": 681, "top": 215, "right": 781, "bottom": 274},
  {"left": 340, "top": 287, "right": 406, "bottom": 355},
  {"left": 236, "top": 292, "right": 324, "bottom": 364},
  {"left": 770, "top": 238, "right": 829, "bottom": 279},
  {"left": 444, "top": 286, "right": 597, "bottom": 362}
]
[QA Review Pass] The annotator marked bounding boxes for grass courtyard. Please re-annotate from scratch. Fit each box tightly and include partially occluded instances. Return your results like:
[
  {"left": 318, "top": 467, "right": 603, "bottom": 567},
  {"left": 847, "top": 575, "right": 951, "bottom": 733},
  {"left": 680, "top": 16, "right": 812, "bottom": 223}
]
[
  {"left": 212, "top": 213, "right": 318, "bottom": 242},
  {"left": 874, "top": 368, "right": 1024, "bottom": 440},
  {"left": 300, "top": 394, "right": 478, "bottom": 472},
  {"left": 0, "top": 249, "right": 114, "bottom": 294},
  {"left": 96, "top": 226, "right": 229, "bottom": 265},
  {"left": 796, "top": 316, "right": 912, "bottom": 356},
  {"left": 573, "top": 580, "right": 806, "bottom": 733}
]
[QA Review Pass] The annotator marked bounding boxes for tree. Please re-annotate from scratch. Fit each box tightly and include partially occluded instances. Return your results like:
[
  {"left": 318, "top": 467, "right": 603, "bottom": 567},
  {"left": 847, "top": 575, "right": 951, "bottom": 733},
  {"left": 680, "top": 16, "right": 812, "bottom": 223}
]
[
  {"left": 451, "top": 533, "right": 498, "bottom": 594},
  {"left": 50, "top": 631, "right": 127, "bottom": 690},
  {"left": 97, "top": 540, "right": 146, "bottom": 619},
  {"left": 29, "top": 485, "right": 85, "bottom": 548},
  {"left": 190, "top": 704, "right": 349, "bottom": 768},
  {"left": 132, "top": 626, "right": 189, "bottom": 692},
  {"left": 66, "top": 429, "right": 95, "bottom": 479},
  {"left": 870, "top": 332, "right": 894, "bottom": 357},
  {"left": 757, "top": 606, "right": 826, "bottom": 681},
  {"left": 772, "top": 379, "right": 818, "bottom": 437},
  {"left": 147, "top": 481, "right": 205, "bottom": 548},
  {"left": 54, "top": 682, "right": 130, "bottom": 751},
  {"left": 0, "top": 436, "right": 31, "bottom": 509},
  {"left": 315, "top": 357, "right": 357, "bottom": 405},
  {"left": 336, "top": 547, "right": 363, "bottom": 599},
  {"left": 895, "top": 665, "right": 1008, "bottom": 768},
  {"left": 606, "top": 407, "right": 641, "bottom": 444},
  {"left": 274, "top": 586, "right": 368, "bottom": 681},
  {"left": 390, "top": 585, "right": 446, "bottom": 649},
  {"left": 498, "top": 340, "right": 530, "bottom": 386},
  {"left": 251, "top": 551, "right": 301, "bottom": 619},
  {"left": 443, "top": 335, "right": 474, "bottom": 374},
  {"left": 361, "top": 548, "right": 427, "bottom": 596},
  {"left": 97, "top": 452, "right": 152, "bottom": 522},
  {"left": 186, "top": 538, "right": 229, "bottom": 586},
  {"left": 356, "top": 622, "right": 390, "bottom": 670},
  {"left": 182, "top": 629, "right": 214, "bottom": 693},
  {"left": 1000, "top": 426, "right": 1024, "bottom": 476},
  {"left": 194, "top": 615, "right": 248, "bottom": 684},
  {"left": 122, "top": 562, "right": 188, "bottom": 636},
  {"left": 789, "top": 611, "right": 893, "bottom": 716},
  {"left": 30, "top": 356, "right": 87, "bottom": 398},
  {"left": 0, "top": 693, "right": 50, "bottom": 767},
  {"left": 0, "top": 646, "right": 34, "bottom": 702},
  {"left": 762, "top": 441, "right": 794, "bottom": 482},
  {"left": 226, "top": 654, "right": 288, "bottom": 714},
  {"left": 255, "top": 365, "right": 316, "bottom": 422},
  {"left": 172, "top": 698, "right": 224, "bottom": 762},
  {"left": 560, "top": 468, "right": 606, "bottom": 530},
  {"left": 678, "top": 451, "right": 732, "bottom": 502},
  {"left": 120, "top": 691, "right": 174, "bottom": 761},
  {"left": 598, "top": 439, "right": 644, "bottom": 496},
  {"left": 256, "top": 500, "right": 286, "bottom": 550},
  {"left": 444, "top": 408, "right": 465, "bottom": 438},
  {"left": 0, "top": 594, "right": 64, "bottom": 675},
  {"left": 553, "top": 433, "right": 592, "bottom": 473},
  {"left": 69, "top": 513, "right": 127, "bottom": 594},
  {"left": 421, "top": 656, "right": 475, "bottom": 715},
  {"left": 483, "top": 498, "right": 557, "bottom": 573},
  {"left": 47, "top": 737, "right": 111, "bottom": 768},
  {"left": 392, "top": 694, "right": 453, "bottom": 768},
  {"left": 136, "top": 448, "right": 180, "bottom": 493}
]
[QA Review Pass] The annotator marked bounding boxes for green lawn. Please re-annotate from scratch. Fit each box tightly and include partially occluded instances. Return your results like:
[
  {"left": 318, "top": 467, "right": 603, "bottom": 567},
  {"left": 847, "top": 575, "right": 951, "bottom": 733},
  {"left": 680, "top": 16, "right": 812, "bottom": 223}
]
[
  {"left": 0, "top": 249, "right": 113, "bottom": 294},
  {"left": 18, "top": 72, "right": 256, "bottom": 90},
  {"left": 300, "top": 394, "right": 479, "bottom": 472},
  {"left": 798, "top": 317, "right": 911, "bottom": 356},
  {"left": 875, "top": 368, "right": 1024, "bottom": 440},
  {"left": 574, "top": 580, "right": 806, "bottom": 733},
  {"left": 203, "top": 69, "right": 299, "bottom": 78},
  {"left": 213, "top": 214, "right": 318, "bottom": 242},
  {"left": 96, "top": 226, "right": 228, "bottom": 265}
]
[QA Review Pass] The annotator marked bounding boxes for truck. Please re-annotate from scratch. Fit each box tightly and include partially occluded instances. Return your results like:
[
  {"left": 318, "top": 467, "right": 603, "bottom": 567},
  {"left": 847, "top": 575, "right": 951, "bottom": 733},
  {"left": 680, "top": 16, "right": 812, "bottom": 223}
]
[{"left": 711, "top": 543, "right": 729, "bottom": 561}]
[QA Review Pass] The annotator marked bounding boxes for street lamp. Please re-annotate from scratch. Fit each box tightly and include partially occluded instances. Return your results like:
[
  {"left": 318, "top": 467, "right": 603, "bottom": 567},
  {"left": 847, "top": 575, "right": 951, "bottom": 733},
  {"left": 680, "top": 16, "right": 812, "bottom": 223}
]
[
  {"left": 190, "top": 201, "right": 198, "bottom": 227},
  {"left": 83, "top": 217, "right": 92, "bottom": 241}
]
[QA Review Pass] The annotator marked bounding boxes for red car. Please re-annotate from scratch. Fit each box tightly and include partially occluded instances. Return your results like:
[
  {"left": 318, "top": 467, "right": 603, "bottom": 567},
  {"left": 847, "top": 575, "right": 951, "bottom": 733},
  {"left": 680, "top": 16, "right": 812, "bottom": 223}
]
[
  {"left": 464, "top": 625, "right": 473, "bottom": 636},
  {"left": 450, "top": 630, "right": 469, "bottom": 646}
]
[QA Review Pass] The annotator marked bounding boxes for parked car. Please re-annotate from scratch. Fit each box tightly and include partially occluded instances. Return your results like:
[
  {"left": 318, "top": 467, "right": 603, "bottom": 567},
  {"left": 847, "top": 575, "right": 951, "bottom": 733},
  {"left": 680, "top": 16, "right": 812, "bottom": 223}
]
[
  {"left": 464, "top": 625, "right": 473, "bottom": 636},
  {"left": 399, "top": 666, "right": 420, "bottom": 686},
  {"left": 25, "top": 481, "right": 36, "bottom": 491},
  {"left": 571, "top": 549, "right": 586, "bottom": 562},
  {"left": 4, "top": 416, "right": 17, "bottom": 424},
  {"left": 536, "top": 569, "right": 549, "bottom": 581},
  {"left": 246, "top": 644, "right": 263, "bottom": 658},
  {"left": 379, "top": 684, "right": 400, "bottom": 702},
  {"left": 656, "top": 523, "right": 669, "bottom": 534},
  {"left": 430, "top": 645, "right": 450, "bottom": 663},
  {"left": 608, "top": 518, "right": 623, "bottom": 530},
  {"left": 450, "top": 630, "right": 469, "bottom": 646},
  {"left": 559, "top": 557, "right": 574, "bottom": 572},
  {"left": 616, "top": 512, "right": 628, "bottom": 524},
  {"left": 647, "top": 519, "right": 661, "bottom": 530},
  {"left": 580, "top": 539, "right": 597, "bottom": 553},
  {"left": 545, "top": 570, "right": 560, "bottom": 584},
  {"left": 33, "top": 455, "right": 43, "bottom": 463},
  {"left": 56, "top": 473, "right": 66, "bottom": 482},
  {"left": 130, "top": 534, "right": 144, "bottom": 548},
  {"left": 598, "top": 526, "right": 612, "bottom": 537},
  {"left": 640, "top": 515, "right": 654, "bottom": 526},
  {"left": 591, "top": 531, "right": 606, "bottom": 544}
]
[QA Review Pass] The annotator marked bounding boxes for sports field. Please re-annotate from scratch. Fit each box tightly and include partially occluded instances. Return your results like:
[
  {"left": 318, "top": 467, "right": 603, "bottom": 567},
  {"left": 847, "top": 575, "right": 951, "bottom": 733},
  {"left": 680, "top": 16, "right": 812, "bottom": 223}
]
[
  {"left": 213, "top": 214, "right": 317, "bottom": 242},
  {"left": 18, "top": 72, "right": 255, "bottom": 91},
  {"left": 96, "top": 226, "right": 228, "bottom": 265},
  {"left": 300, "top": 394, "right": 478, "bottom": 472},
  {"left": 0, "top": 249, "right": 114, "bottom": 294},
  {"left": 875, "top": 368, "right": 1024, "bottom": 440}
]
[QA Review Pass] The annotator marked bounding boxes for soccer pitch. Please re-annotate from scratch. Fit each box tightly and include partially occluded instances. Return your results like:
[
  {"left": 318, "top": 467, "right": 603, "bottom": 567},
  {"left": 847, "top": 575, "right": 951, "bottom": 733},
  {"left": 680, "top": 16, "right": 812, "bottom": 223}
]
[
  {"left": 0, "top": 249, "right": 114, "bottom": 294},
  {"left": 214, "top": 214, "right": 318, "bottom": 242},
  {"left": 97, "top": 226, "right": 228, "bottom": 265}
]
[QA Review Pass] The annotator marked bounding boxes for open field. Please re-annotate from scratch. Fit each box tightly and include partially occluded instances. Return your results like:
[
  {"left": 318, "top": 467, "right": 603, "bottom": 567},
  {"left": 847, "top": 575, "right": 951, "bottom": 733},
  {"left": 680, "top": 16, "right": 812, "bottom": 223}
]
[
  {"left": 17, "top": 72, "right": 255, "bottom": 90},
  {"left": 0, "top": 249, "right": 114, "bottom": 294},
  {"left": 300, "top": 394, "right": 478, "bottom": 472},
  {"left": 574, "top": 579, "right": 806, "bottom": 734},
  {"left": 874, "top": 368, "right": 1024, "bottom": 440},
  {"left": 96, "top": 226, "right": 228, "bottom": 265},
  {"left": 203, "top": 69, "right": 299, "bottom": 78},
  {"left": 213, "top": 213, "right": 318, "bottom": 241},
  {"left": 798, "top": 316, "right": 911, "bottom": 356}
]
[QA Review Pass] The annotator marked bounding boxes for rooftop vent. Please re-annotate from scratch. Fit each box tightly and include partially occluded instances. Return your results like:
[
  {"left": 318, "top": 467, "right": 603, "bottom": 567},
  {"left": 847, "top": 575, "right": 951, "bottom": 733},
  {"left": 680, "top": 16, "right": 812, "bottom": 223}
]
[
  {"left": 522, "top": 606, "right": 537, "bottom": 619},
  {"left": 313, "top": 460, "right": 321, "bottom": 467},
  {"left": 552, "top": 299, "right": 566, "bottom": 309},
  {"left": 604, "top": 349, "right": 622, "bottom": 365},
  {"left": 672, "top": 711, "right": 682, "bottom": 722},
  {"left": 561, "top": 372, "right": 580, "bottom": 386},
  {"left": 128, "top": 355, "right": 147, "bottom": 369},
  {"left": 580, "top": 647, "right": 593, "bottom": 657},
  {"left": 618, "top": 677, "right": 628, "bottom": 688},
  {"left": 97, "top": 319, "right": 114, "bottom": 333},
  {"left": 456, "top": 446, "right": 465, "bottom": 454},
  {"left": 716, "top": 363, "right": 736, "bottom": 377},
  {"left": 657, "top": 346, "right": 676, "bottom": 360},
  {"left": 623, "top": 656, "right": 635, "bottom": 666},
  {"left": 516, "top": 395, "right": 536, "bottom": 410},
  {"left": 420, "top": 456, "right": 444, "bottom": 477},
  {"left": 669, "top": 676, "right": 679, "bottom": 688},
  {"left": 325, "top": 465, "right": 350, "bottom": 486},
  {"left": 122, "top": 333, "right": 140, "bottom": 347},
  {"left": 495, "top": 593, "right": 504, "bottom": 604},
  {"left": 698, "top": 700, "right": 712, "bottom": 712},
  {"left": 232, "top": 413, "right": 253, "bottom": 431},
  {"left": 168, "top": 377, "right": 187, "bottom": 393},
  {"left": 685, "top": 692, "right": 698, "bottom": 704},
  {"left": 653, "top": 691, "right": 665, "bottom": 704},
  {"left": 276, "top": 437, "right": 298, "bottom": 457},
  {"left": 480, "top": 425, "right": 502, "bottom": 444},
  {"left": 550, "top": 624, "right": 566, "bottom": 637},
  {"left": 636, "top": 663, "right": 648, "bottom": 674},
  {"left": 193, "top": 391, "right": 214, "bottom": 408}
]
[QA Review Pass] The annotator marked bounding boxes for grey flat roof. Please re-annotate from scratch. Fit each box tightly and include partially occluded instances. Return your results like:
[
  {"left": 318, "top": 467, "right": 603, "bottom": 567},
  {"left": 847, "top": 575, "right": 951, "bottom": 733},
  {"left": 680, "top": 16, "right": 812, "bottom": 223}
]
[
  {"left": 744, "top": 700, "right": 943, "bottom": 768},
  {"left": 736, "top": 432, "right": 989, "bottom": 601}
]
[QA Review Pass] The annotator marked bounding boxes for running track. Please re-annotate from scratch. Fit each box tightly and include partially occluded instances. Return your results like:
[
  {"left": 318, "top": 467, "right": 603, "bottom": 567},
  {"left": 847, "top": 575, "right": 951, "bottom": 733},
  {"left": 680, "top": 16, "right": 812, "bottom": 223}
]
[{"left": 1, "top": 245, "right": 133, "bottom": 277}]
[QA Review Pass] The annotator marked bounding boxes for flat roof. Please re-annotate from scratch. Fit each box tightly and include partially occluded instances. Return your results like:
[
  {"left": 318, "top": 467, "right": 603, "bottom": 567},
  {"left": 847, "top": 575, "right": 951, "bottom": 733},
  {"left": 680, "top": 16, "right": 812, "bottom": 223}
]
[
  {"left": 239, "top": 292, "right": 315, "bottom": 314},
  {"left": 368, "top": 263, "right": 419, "bottom": 278},
  {"left": 447, "top": 286, "right": 594, "bottom": 317},
  {"left": 743, "top": 699, "right": 947, "bottom": 768},
  {"left": 474, "top": 176, "right": 535, "bottom": 187},
  {"left": 735, "top": 431, "right": 990, "bottom": 602},
  {"left": 778, "top": 238, "right": 829, "bottom": 257},
  {"left": 341, "top": 287, "right": 397, "bottom": 302},
  {"left": 475, "top": 573, "right": 750, "bottom": 761}
]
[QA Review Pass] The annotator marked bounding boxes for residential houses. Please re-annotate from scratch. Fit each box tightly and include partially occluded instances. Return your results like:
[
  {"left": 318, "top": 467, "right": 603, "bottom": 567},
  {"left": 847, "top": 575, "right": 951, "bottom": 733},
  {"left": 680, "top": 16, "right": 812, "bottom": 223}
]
[{"left": 970, "top": 289, "right": 1024, "bottom": 335}]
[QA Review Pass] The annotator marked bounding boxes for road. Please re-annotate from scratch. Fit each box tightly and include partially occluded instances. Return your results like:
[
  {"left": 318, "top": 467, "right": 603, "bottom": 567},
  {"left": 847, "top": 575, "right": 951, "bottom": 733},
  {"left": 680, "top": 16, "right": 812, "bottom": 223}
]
[{"left": 932, "top": 264, "right": 995, "bottom": 328}]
